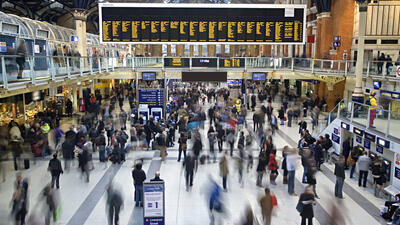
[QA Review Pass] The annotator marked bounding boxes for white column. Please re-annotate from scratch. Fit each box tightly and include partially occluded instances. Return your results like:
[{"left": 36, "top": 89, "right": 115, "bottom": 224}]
[
  {"left": 288, "top": 45, "right": 293, "bottom": 57},
  {"left": 72, "top": 86, "right": 78, "bottom": 113},
  {"left": 353, "top": 2, "right": 368, "bottom": 102}
]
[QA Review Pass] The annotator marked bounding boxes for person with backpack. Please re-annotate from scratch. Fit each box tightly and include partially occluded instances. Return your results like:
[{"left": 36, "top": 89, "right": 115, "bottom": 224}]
[
  {"left": 177, "top": 132, "right": 187, "bottom": 162},
  {"left": 366, "top": 90, "right": 379, "bottom": 128}
]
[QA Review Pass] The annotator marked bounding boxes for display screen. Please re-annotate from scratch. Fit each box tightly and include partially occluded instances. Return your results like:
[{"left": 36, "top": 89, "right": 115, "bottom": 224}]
[
  {"left": 164, "top": 58, "right": 190, "bottom": 67},
  {"left": 228, "top": 80, "right": 242, "bottom": 85},
  {"left": 100, "top": 3, "right": 306, "bottom": 44},
  {"left": 353, "top": 127, "right": 364, "bottom": 136},
  {"left": 192, "top": 58, "right": 218, "bottom": 67},
  {"left": 142, "top": 72, "right": 156, "bottom": 80},
  {"left": 253, "top": 72, "right": 266, "bottom": 80},
  {"left": 182, "top": 72, "right": 227, "bottom": 82},
  {"left": 364, "top": 132, "right": 376, "bottom": 142},
  {"left": 373, "top": 81, "right": 381, "bottom": 89},
  {"left": 219, "top": 58, "right": 245, "bottom": 68}
]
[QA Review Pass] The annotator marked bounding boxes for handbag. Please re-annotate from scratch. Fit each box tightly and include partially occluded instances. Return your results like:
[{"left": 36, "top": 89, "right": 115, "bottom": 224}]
[{"left": 296, "top": 201, "right": 303, "bottom": 213}]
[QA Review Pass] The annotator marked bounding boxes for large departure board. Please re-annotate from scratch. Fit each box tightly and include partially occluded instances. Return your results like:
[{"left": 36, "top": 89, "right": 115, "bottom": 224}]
[{"left": 99, "top": 3, "right": 306, "bottom": 44}]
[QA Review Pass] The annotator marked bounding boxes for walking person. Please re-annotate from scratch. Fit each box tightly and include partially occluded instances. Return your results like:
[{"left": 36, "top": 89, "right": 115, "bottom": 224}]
[
  {"left": 208, "top": 126, "right": 217, "bottom": 163},
  {"left": 259, "top": 188, "right": 274, "bottom": 225},
  {"left": 48, "top": 154, "right": 63, "bottom": 189},
  {"left": 268, "top": 149, "right": 278, "bottom": 185},
  {"left": 357, "top": 151, "right": 371, "bottom": 188},
  {"left": 184, "top": 152, "right": 195, "bottom": 191},
  {"left": 287, "top": 149, "right": 298, "bottom": 196},
  {"left": 177, "top": 132, "right": 187, "bottom": 162},
  {"left": 372, "top": 157, "right": 385, "bottom": 197},
  {"left": 106, "top": 184, "right": 123, "bottom": 225},
  {"left": 219, "top": 152, "right": 229, "bottom": 191},
  {"left": 12, "top": 173, "right": 28, "bottom": 225},
  {"left": 256, "top": 150, "right": 268, "bottom": 187},
  {"left": 132, "top": 163, "right": 146, "bottom": 207},
  {"left": 298, "top": 186, "right": 316, "bottom": 225},
  {"left": 334, "top": 156, "right": 346, "bottom": 199}
]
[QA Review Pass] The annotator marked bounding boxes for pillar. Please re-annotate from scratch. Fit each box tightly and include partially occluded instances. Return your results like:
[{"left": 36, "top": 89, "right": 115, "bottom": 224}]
[
  {"left": 189, "top": 45, "right": 194, "bottom": 57},
  {"left": 177, "top": 45, "right": 185, "bottom": 57},
  {"left": 72, "top": 86, "right": 78, "bottom": 113},
  {"left": 73, "top": 10, "right": 88, "bottom": 57},
  {"left": 208, "top": 45, "right": 216, "bottom": 57},
  {"left": 221, "top": 44, "right": 225, "bottom": 55},
  {"left": 91, "top": 80, "right": 95, "bottom": 94},
  {"left": 316, "top": 12, "right": 332, "bottom": 59},
  {"left": 167, "top": 44, "right": 171, "bottom": 56},
  {"left": 352, "top": 2, "right": 368, "bottom": 102},
  {"left": 288, "top": 45, "right": 293, "bottom": 57},
  {"left": 279, "top": 45, "right": 284, "bottom": 57},
  {"left": 199, "top": 45, "right": 203, "bottom": 56}
]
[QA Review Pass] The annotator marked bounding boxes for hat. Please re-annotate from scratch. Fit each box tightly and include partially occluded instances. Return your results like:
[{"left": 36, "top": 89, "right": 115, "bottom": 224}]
[{"left": 370, "top": 90, "right": 377, "bottom": 96}]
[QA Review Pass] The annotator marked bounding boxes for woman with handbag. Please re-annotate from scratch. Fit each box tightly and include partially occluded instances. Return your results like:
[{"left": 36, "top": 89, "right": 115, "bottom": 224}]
[
  {"left": 268, "top": 149, "right": 278, "bottom": 185},
  {"left": 298, "top": 186, "right": 316, "bottom": 225}
]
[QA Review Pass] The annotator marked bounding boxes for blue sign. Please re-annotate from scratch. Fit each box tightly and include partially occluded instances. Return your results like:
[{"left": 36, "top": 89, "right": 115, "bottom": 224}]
[
  {"left": 395, "top": 167, "right": 400, "bottom": 180},
  {"left": 71, "top": 35, "right": 79, "bottom": 43},
  {"left": 364, "top": 139, "right": 371, "bottom": 149},
  {"left": 334, "top": 128, "right": 339, "bottom": 135},
  {"left": 0, "top": 42, "right": 6, "bottom": 52},
  {"left": 356, "top": 136, "right": 362, "bottom": 144},
  {"left": 253, "top": 72, "right": 266, "bottom": 80},
  {"left": 331, "top": 133, "right": 340, "bottom": 144},
  {"left": 376, "top": 145, "right": 384, "bottom": 154},
  {"left": 334, "top": 36, "right": 341, "bottom": 41},
  {"left": 142, "top": 72, "right": 156, "bottom": 80},
  {"left": 143, "top": 182, "right": 165, "bottom": 225},
  {"left": 139, "top": 89, "right": 164, "bottom": 107}
]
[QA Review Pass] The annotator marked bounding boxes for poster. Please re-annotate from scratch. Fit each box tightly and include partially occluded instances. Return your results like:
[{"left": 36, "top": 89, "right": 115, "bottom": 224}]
[{"left": 143, "top": 182, "right": 165, "bottom": 225}]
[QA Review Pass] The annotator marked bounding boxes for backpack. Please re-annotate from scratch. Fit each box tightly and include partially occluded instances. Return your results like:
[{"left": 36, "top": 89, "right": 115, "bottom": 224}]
[{"left": 365, "top": 97, "right": 371, "bottom": 106}]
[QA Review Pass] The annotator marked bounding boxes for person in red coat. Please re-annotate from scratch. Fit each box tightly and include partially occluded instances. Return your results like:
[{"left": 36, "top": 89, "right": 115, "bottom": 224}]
[{"left": 268, "top": 148, "right": 278, "bottom": 185}]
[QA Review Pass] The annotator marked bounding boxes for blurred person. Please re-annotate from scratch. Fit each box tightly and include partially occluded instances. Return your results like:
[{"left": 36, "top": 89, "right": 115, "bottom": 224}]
[
  {"left": 78, "top": 144, "right": 90, "bottom": 182},
  {"left": 106, "top": 184, "right": 124, "bottom": 225},
  {"left": 348, "top": 146, "right": 360, "bottom": 178},
  {"left": 48, "top": 154, "right": 63, "bottom": 189},
  {"left": 178, "top": 132, "right": 187, "bottom": 162},
  {"left": 41, "top": 185, "right": 60, "bottom": 225},
  {"left": 287, "top": 149, "right": 298, "bottom": 196},
  {"left": 62, "top": 136, "right": 75, "bottom": 172},
  {"left": 226, "top": 130, "right": 235, "bottom": 156},
  {"left": 219, "top": 152, "right": 229, "bottom": 191},
  {"left": 329, "top": 199, "right": 347, "bottom": 225},
  {"left": 268, "top": 148, "right": 278, "bottom": 185},
  {"left": 307, "top": 157, "right": 319, "bottom": 199},
  {"left": 208, "top": 126, "right": 217, "bottom": 163},
  {"left": 208, "top": 178, "right": 225, "bottom": 225},
  {"left": 298, "top": 186, "right": 316, "bottom": 225},
  {"left": 282, "top": 146, "right": 289, "bottom": 184},
  {"left": 357, "top": 151, "right": 371, "bottom": 188},
  {"left": 342, "top": 137, "right": 351, "bottom": 169},
  {"left": 240, "top": 204, "right": 254, "bottom": 225},
  {"left": 259, "top": 187, "right": 274, "bottom": 225},
  {"left": 184, "top": 152, "right": 195, "bottom": 191},
  {"left": 11, "top": 173, "right": 28, "bottom": 225},
  {"left": 245, "top": 130, "right": 254, "bottom": 172},
  {"left": 256, "top": 150, "right": 268, "bottom": 187},
  {"left": 132, "top": 163, "right": 146, "bottom": 207},
  {"left": 321, "top": 134, "right": 333, "bottom": 163},
  {"left": 334, "top": 156, "right": 346, "bottom": 199}
]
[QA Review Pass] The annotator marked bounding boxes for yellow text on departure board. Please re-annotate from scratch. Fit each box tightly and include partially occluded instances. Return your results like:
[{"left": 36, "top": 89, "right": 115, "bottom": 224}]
[
  {"left": 161, "top": 21, "right": 169, "bottom": 33},
  {"left": 112, "top": 21, "right": 121, "bottom": 39},
  {"left": 209, "top": 21, "right": 216, "bottom": 39},
  {"left": 199, "top": 22, "right": 207, "bottom": 33},
  {"left": 102, "top": 21, "right": 111, "bottom": 41},
  {"left": 275, "top": 22, "right": 283, "bottom": 41},
  {"left": 284, "top": 22, "right": 293, "bottom": 39},
  {"left": 132, "top": 21, "right": 139, "bottom": 39}
]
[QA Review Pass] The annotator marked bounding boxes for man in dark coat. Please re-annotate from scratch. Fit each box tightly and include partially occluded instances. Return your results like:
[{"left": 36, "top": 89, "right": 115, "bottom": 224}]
[
  {"left": 184, "top": 153, "right": 195, "bottom": 191},
  {"left": 106, "top": 185, "right": 123, "bottom": 225},
  {"left": 342, "top": 137, "right": 351, "bottom": 169},
  {"left": 62, "top": 139, "right": 75, "bottom": 172},
  {"left": 132, "top": 163, "right": 146, "bottom": 207},
  {"left": 48, "top": 154, "right": 63, "bottom": 189}
]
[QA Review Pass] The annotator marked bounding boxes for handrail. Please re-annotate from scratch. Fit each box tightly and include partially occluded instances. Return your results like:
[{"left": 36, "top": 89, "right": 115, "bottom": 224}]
[{"left": 0, "top": 55, "right": 399, "bottom": 89}]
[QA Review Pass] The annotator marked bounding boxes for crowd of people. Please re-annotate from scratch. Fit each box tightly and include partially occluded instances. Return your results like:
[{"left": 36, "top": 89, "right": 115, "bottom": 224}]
[{"left": 0, "top": 80, "right": 393, "bottom": 225}]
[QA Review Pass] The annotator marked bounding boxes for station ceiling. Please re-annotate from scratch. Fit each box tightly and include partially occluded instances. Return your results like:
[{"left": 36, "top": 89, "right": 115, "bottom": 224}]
[{"left": 0, "top": 0, "right": 275, "bottom": 34}]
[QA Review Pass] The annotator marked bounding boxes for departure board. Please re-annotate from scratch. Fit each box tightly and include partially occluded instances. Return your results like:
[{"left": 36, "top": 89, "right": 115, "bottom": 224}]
[{"left": 100, "top": 3, "right": 306, "bottom": 44}]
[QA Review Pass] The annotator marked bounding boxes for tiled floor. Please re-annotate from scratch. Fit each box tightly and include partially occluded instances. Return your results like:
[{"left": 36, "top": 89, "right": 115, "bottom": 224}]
[{"left": 0, "top": 98, "right": 388, "bottom": 225}]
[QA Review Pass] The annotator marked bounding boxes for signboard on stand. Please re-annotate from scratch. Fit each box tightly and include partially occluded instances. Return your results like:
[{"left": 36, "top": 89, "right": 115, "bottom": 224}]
[
  {"left": 138, "top": 89, "right": 164, "bottom": 120},
  {"left": 143, "top": 182, "right": 165, "bottom": 225}
]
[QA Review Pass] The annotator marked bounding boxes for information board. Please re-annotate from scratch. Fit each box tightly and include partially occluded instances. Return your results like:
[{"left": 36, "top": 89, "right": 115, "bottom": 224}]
[
  {"left": 138, "top": 89, "right": 164, "bottom": 107},
  {"left": 219, "top": 58, "right": 245, "bottom": 68},
  {"left": 143, "top": 182, "right": 165, "bottom": 225},
  {"left": 99, "top": 3, "right": 306, "bottom": 44},
  {"left": 164, "top": 58, "right": 190, "bottom": 68}
]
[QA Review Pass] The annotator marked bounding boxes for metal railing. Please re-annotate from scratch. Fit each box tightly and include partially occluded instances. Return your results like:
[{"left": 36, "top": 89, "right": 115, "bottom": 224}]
[
  {"left": 318, "top": 99, "right": 400, "bottom": 140},
  {"left": 1, "top": 55, "right": 399, "bottom": 89}
]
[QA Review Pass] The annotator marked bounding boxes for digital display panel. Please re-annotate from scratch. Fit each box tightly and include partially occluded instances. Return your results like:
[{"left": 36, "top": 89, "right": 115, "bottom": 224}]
[
  {"left": 364, "top": 132, "right": 376, "bottom": 142},
  {"left": 182, "top": 72, "right": 227, "bottom": 82},
  {"left": 142, "top": 72, "right": 156, "bottom": 80},
  {"left": 253, "top": 72, "right": 266, "bottom": 80},
  {"left": 100, "top": 3, "right": 306, "bottom": 44},
  {"left": 353, "top": 127, "right": 364, "bottom": 136},
  {"left": 219, "top": 58, "right": 245, "bottom": 68},
  {"left": 191, "top": 58, "right": 218, "bottom": 67}
]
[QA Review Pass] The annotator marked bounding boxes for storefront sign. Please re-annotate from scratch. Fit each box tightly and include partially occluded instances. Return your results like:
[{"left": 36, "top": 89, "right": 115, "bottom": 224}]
[
  {"left": 331, "top": 133, "right": 340, "bottom": 144},
  {"left": 376, "top": 145, "right": 383, "bottom": 154},
  {"left": 356, "top": 135, "right": 362, "bottom": 144},
  {"left": 364, "top": 139, "right": 371, "bottom": 149},
  {"left": 144, "top": 182, "right": 165, "bottom": 225}
]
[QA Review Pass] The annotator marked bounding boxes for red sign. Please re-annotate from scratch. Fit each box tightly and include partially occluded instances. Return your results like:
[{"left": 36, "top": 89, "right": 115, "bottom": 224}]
[
  {"left": 396, "top": 66, "right": 400, "bottom": 78},
  {"left": 307, "top": 35, "right": 315, "bottom": 43}
]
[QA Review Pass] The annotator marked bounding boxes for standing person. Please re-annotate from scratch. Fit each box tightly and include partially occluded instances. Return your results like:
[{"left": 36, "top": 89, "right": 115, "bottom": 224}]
[
  {"left": 278, "top": 106, "right": 285, "bottom": 126},
  {"left": 282, "top": 146, "right": 289, "bottom": 184},
  {"left": 208, "top": 126, "right": 217, "bottom": 163},
  {"left": 177, "top": 132, "right": 187, "bottom": 162},
  {"left": 259, "top": 188, "right": 273, "bottom": 225},
  {"left": 342, "top": 137, "right": 351, "bottom": 169},
  {"left": 306, "top": 158, "right": 319, "bottom": 199},
  {"left": 287, "top": 149, "right": 298, "bottom": 196},
  {"left": 377, "top": 53, "right": 385, "bottom": 74},
  {"left": 298, "top": 118, "right": 307, "bottom": 135},
  {"left": 348, "top": 146, "right": 360, "bottom": 178},
  {"left": 66, "top": 98, "right": 73, "bottom": 117},
  {"left": 219, "top": 152, "right": 229, "bottom": 191},
  {"left": 226, "top": 130, "right": 235, "bottom": 156},
  {"left": 334, "top": 156, "right": 346, "bottom": 199},
  {"left": 251, "top": 94, "right": 256, "bottom": 111},
  {"left": 322, "top": 134, "right": 333, "bottom": 163},
  {"left": 106, "top": 184, "right": 123, "bottom": 225},
  {"left": 372, "top": 158, "right": 384, "bottom": 197},
  {"left": 12, "top": 173, "right": 28, "bottom": 225},
  {"left": 48, "top": 154, "right": 63, "bottom": 189},
  {"left": 366, "top": 90, "right": 378, "bottom": 128},
  {"left": 256, "top": 150, "right": 268, "bottom": 187},
  {"left": 268, "top": 149, "right": 278, "bottom": 185},
  {"left": 184, "top": 153, "right": 195, "bottom": 191},
  {"left": 119, "top": 109, "right": 127, "bottom": 130},
  {"left": 357, "top": 151, "right": 371, "bottom": 188},
  {"left": 287, "top": 108, "right": 294, "bottom": 127},
  {"left": 298, "top": 186, "right": 316, "bottom": 225},
  {"left": 253, "top": 113, "right": 260, "bottom": 132},
  {"left": 16, "top": 40, "right": 27, "bottom": 79},
  {"left": 132, "top": 163, "right": 146, "bottom": 207},
  {"left": 216, "top": 125, "right": 225, "bottom": 153}
]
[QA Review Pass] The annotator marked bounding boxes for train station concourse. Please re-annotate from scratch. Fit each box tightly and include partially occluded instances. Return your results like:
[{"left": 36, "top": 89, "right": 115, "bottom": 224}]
[{"left": 0, "top": 0, "right": 400, "bottom": 225}]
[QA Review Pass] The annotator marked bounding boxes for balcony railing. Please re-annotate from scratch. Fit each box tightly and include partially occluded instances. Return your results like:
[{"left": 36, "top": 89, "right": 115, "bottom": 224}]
[{"left": 1, "top": 55, "right": 399, "bottom": 89}]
